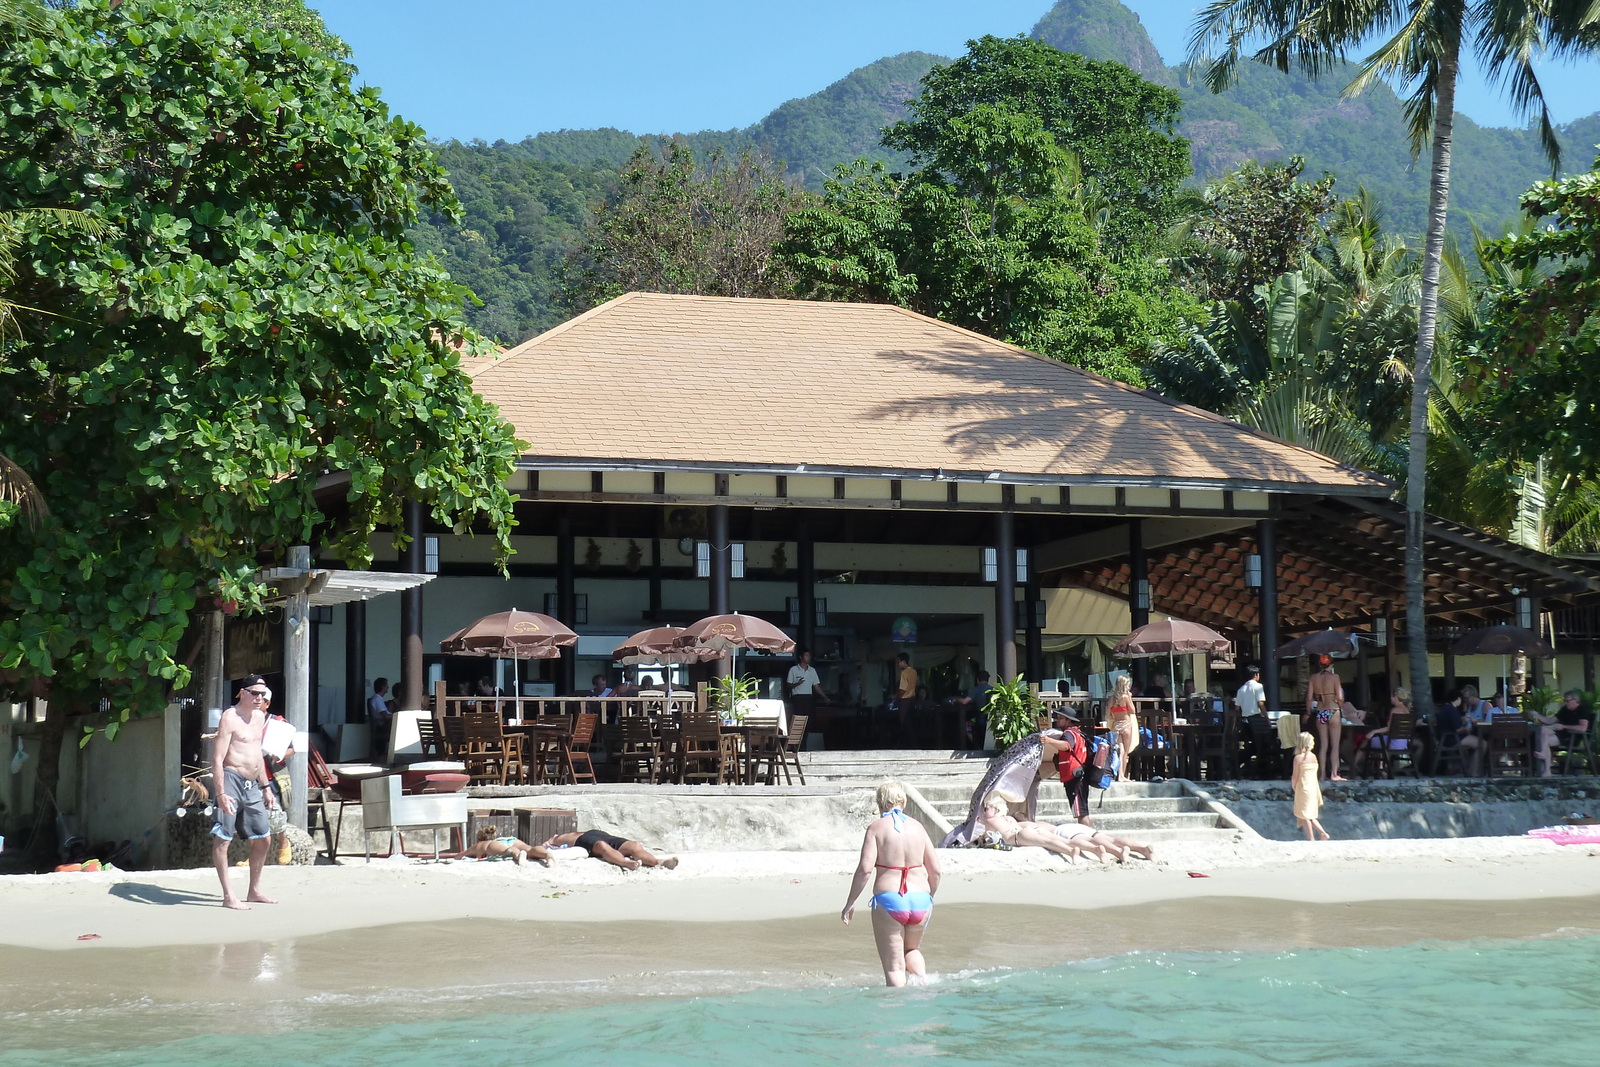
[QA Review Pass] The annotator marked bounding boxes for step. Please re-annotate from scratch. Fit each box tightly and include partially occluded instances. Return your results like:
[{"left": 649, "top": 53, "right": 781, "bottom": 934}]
[{"left": 1074, "top": 811, "right": 1225, "bottom": 832}]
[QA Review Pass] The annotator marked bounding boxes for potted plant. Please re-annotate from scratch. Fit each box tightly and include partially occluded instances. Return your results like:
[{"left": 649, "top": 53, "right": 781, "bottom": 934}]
[
  {"left": 707, "top": 674, "right": 759, "bottom": 723},
  {"left": 985, "top": 675, "right": 1043, "bottom": 748}
]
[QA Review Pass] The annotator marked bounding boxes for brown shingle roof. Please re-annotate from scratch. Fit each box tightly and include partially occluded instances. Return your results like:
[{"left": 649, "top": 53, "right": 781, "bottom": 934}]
[{"left": 472, "top": 293, "right": 1390, "bottom": 493}]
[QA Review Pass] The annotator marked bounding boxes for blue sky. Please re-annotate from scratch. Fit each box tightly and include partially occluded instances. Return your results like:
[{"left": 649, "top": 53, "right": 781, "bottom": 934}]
[{"left": 308, "top": 1, "right": 1600, "bottom": 143}]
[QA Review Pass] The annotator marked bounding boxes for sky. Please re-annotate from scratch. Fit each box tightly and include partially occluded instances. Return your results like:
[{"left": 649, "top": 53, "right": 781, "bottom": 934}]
[{"left": 308, "top": 1, "right": 1600, "bottom": 143}]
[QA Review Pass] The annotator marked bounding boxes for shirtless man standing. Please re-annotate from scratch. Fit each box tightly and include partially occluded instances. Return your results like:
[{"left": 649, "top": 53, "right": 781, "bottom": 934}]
[{"left": 211, "top": 675, "right": 279, "bottom": 910}]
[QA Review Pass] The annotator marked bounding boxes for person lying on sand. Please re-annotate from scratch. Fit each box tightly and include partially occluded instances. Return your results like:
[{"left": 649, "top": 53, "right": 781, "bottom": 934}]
[
  {"left": 979, "top": 791, "right": 1091, "bottom": 863},
  {"left": 542, "top": 829, "right": 679, "bottom": 871},
  {"left": 463, "top": 825, "right": 552, "bottom": 867},
  {"left": 1052, "top": 819, "right": 1155, "bottom": 863}
]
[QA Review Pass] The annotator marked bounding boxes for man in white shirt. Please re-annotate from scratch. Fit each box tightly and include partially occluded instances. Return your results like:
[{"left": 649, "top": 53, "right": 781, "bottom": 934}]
[
  {"left": 367, "top": 677, "right": 394, "bottom": 761},
  {"left": 785, "top": 648, "right": 831, "bottom": 723},
  {"left": 1234, "top": 665, "right": 1266, "bottom": 718}
]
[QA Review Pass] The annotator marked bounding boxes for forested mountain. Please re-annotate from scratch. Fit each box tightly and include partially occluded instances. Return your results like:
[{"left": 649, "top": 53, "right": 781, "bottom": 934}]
[{"left": 411, "top": 0, "right": 1600, "bottom": 343}]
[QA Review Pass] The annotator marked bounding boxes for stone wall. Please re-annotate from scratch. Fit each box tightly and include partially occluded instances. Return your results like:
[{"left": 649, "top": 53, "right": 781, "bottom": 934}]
[{"left": 1215, "top": 778, "right": 1600, "bottom": 841}]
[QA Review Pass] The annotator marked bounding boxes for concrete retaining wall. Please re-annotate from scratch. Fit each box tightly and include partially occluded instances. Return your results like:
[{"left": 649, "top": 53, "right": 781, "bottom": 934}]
[{"left": 1215, "top": 778, "right": 1600, "bottom": 841}]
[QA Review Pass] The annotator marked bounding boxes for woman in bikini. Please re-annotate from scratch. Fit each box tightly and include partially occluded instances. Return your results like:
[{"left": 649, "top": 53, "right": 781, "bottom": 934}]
[
  {"left": 1306, "top": 655, "right": 1348, "bottom": 783},
  {"left": 1105, "top": 674, "right": 1139, "bottom": 781},
  {"left": 978, "top": 790, "right": 1090, "bottom": 863},
  {"left": 463, "top": 825, "right": 553, "bottom": 867},
  {"left": 841, "top": 780, "right": 941, "bottom": 987}
]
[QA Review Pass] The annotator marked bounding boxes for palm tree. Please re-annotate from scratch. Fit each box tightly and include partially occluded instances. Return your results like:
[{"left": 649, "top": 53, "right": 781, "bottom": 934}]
[{"left": 1187, "top": 0, "right": 1599, "bottom": 717}]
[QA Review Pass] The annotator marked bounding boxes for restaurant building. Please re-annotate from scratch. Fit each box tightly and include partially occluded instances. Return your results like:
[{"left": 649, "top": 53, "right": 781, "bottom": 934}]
[{"left": 299, "top": 293, "right": 1600, "bottom": 739}]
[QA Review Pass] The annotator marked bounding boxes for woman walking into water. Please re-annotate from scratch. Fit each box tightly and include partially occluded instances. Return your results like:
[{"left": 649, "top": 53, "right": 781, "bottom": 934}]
[
  {"left": 1106, "top": 674, "right": 1138, "bottom": 780},
  {"left": 842, "top": 780, "right": 941, "bottom": 987},
  {"left": 1292, "top": 732, "right": 1329, "bottom": 841}
]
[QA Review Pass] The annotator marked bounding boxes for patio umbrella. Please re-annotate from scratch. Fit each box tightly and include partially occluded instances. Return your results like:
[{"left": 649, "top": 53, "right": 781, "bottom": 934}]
[
  {"left": 1451, "top": 624, "right": 1555, "bottom": 700},
  {"left": 1274, "top": 629, "right": 1358, "bottom": 660},
  {"left": 672, "top": 613, "right": 796, "bottom": 699},
  {"left": 440, "top": 609, "right": 577, "bottom": 701},
  {"left": 1113, "top": 620, "right": 1231, "bottom": 718},
  {"left": 612, "top": 626, "right": 719, "bottom": 696}
]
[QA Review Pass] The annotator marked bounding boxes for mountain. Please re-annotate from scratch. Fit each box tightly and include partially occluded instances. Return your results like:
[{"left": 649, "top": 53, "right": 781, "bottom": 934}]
[{"left": 414, "top": 0, "right": 1600, "bottom": 343}]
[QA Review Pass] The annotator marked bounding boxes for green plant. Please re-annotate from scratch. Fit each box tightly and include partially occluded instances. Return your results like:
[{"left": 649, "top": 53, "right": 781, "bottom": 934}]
[
  {"left": 986, "top": 675, "right": 1045, "bottom": 748},
  {"left": 1521, "top": 685, "right": 1561, "bottom": 720},
  {"left": 707, "top": 674, "right": 759, "bottom": 721}
]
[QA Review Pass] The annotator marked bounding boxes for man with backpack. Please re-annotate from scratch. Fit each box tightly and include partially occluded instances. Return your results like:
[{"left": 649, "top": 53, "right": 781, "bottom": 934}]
[{"left": 1040, "top": 708, "right": 1094, "bottom": 820}]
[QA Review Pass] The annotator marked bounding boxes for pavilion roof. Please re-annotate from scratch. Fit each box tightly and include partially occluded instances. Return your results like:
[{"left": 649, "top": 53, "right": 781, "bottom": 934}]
[{"left": 471, "top": 293, "right": 1391, "bottom": 495}]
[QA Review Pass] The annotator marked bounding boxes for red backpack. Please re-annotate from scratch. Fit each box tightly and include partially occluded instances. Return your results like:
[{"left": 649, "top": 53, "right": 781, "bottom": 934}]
[{"left": 1053, "top": 725, "right": 1088, "bottom": 783}]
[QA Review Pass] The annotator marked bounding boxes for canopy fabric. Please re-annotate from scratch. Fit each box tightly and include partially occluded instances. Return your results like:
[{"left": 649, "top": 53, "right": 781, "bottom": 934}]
[
  {"left": 1113, "top": 620, "right": 1230, "bottom": 657},
  {"left": 1450, "top": 624, "right": 1555, "bottom": 657},
  {"left": 673, "top": 613, "right": 795, "bottom": 655},
  {"left": 440, "top": 609, "right": 577, "bottom": 660},
  {"left": 1275, "top": 629, "right": 1358, "bottom": 659},
  {"left": 613, "top": 626, "right": 719, "bottom": 665}
]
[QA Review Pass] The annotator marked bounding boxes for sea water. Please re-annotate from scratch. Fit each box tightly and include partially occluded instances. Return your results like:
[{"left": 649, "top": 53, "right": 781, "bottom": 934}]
[{"left": 4, "top": 934, "right": 1597, "bottom": 1067}]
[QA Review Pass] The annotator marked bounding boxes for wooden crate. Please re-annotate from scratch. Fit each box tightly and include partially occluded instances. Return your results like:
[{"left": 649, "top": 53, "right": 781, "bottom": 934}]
[{"left": 519, "top": 808, "right": 577, "bottom": 845}]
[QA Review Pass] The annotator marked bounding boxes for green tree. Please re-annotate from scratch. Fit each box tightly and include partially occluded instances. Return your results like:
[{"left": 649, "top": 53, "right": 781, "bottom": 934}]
[
  {"left": 560, "top": 140, "right": 813, "bottom": 313},
  {"left": 0, "top": 0, "right": 521, "bottom": 850},
  {"left": 1189, "top": 0, "right": 1599, "bottom": 718},
  {"left": 885, "top": 34, "right": 1190, "bottom": 252},
  {"left": 785, "top": 67, "right": 1198, "bottom": 384},
  {"left": 1470, "top": 154, "right": 1600, "bottom": 526}
]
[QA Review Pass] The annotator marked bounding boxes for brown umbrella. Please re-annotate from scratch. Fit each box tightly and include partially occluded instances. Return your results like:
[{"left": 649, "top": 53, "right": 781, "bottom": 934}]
[
  {"left": 440, "top": 609, "right": 577, "bottom": 699},
  {"left": 1274, "top": 629, "right": 1358, "bottom": 660},
  {"left": 1113, "top": 620, "right": 1231, "bottom": 718},
  {"left": 440, "top": 609, "right": 577, "bottom": 658},
  {"left": 612, "top": 626, "right": 719, "bottom": 694},
  {"left": 673, "top": 613, "right": 795, "bottom": 655},
  {"left": 1450, "top": 624, "right": 1554, "bottom": 657}
]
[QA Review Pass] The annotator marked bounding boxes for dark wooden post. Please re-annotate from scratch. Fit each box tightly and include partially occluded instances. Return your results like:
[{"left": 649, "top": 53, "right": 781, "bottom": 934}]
[
  {"left": 1024, "top": 568, "right": 1044, "bottom": 685},
  {"left": 995, "top": 510, "right": 1017, "bottom": 680},
  {"left": 797, "top": 520, "right": 817, "bottom": 655},
  {"left": 1355, "top": 634, "right": 1371, "bottom": 710},
  {"left": 1530, "top": 596, "right": 1546, "bottom": 687},
  {"left": 345, "top": 599, "right": 366, "bottom": 723},
  {"left": 708, "top": 504, "right": 731, "bottom": 679},
  {"left": 1129, "top": 519, "right": 1149, "bottom": 689},
  {"left": 556, "top": 508, "right": 576, "bottom": 695},
  {"left": 1256, "top": 519, "right": 1280, "bottom": 711},
  {"left": 400, "top": 501, "right": 424, "bottom": 710}
]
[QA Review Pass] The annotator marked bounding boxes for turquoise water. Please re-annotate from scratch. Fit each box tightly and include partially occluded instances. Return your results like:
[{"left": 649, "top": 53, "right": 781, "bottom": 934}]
[{"left": 5, "top": 934, "right": 1597, "bottom": 1066}]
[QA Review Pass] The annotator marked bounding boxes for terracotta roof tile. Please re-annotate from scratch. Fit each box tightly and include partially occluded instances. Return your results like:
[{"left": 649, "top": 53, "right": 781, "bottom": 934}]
[{"left": 471, "top": 293, "right": 1391, "bottom": 492}]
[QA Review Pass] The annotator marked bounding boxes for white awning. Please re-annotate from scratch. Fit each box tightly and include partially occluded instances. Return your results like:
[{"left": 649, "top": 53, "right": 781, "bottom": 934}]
[{"left": 256, "top": 567, "right": 433, "bottom": 606}]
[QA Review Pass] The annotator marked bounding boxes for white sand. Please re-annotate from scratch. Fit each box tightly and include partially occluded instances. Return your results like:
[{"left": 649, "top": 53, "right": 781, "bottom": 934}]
[{"left": 2, "top": 835, "right": 1596, "bottom": 952}]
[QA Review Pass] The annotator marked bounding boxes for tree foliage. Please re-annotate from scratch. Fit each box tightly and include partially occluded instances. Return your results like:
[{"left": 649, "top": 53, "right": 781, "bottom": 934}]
[
  {"left": 886, "top": 34, "right": 1190, "bottom": 252},
  {"left": 1179, "top": 156, "right": 1337, "bottom": 304},
  {"left": 0, "top": 0, "right": 521, "bottom": 742},
  {"left": 1470, "top": 154, "right": 1600, "bottom": 489},
  {"left": 783, "top": 42, "right": 1200, "bottom": 385},
  {"left": 561, "top": 140, "right": 813, "bottom": 313}
]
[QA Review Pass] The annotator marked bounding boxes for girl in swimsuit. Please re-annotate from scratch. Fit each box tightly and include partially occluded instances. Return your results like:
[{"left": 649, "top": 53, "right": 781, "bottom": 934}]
[
  {"left": 841, "top": 780, "right": 941, "bottom": 987},
  {"left": 1306, "top": 656, "right": 1347, "bottom": 782},
  {"left": 978, "top": 790, "right": 1090, "bottom": 863},
  {"left": 463, "top": 825, "right": 552, "bottom": 867},
  {"left": 1106, "top": 674, "right": 1138, "bottom": 781}
]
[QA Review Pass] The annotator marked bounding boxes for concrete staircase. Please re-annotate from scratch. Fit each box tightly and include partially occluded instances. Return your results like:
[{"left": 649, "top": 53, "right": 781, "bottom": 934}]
[{"left": 797, "top": 749, "right": 1257, "bottom": 844}]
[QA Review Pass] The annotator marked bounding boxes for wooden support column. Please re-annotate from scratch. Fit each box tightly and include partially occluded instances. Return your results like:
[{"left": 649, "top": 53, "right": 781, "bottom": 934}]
[
  {"left": 1443, "top": 636, "right": 1456, "bottom": 701},
  {"left": 797, "top": 521, "right": 817, "bottom": 655},
  {"left": 345, "top": 599, "right": 366, "bottom": 723},
  {"left": 1355, "top": 636, "right": 1372, "bottom": 710},
  {"left": 284, "top": 546, "right": 311, "bottom": 830},
  {"left": 647, "top": 536, "right": 662, "bottom": 621},
  {"left": 708, "top": 504, "right": 731, "bottom": 679},
  {"left": 1385, "top": 617, "right": 1399, "bottom": 696},
  {"left": 1128, "top": 519, "right": 1149, "bottom": 689},
  {"left": 400, "top": 501, "right": 424, "bottom": 710},
  {"left": 1584, "top": 637, "right": 1595, "bottom": 692},
  {"left": 995, "top": 510, "right": 1018, "bottom": 681},
  {"left": 1530, "top": 597, "right": 1546, "bottom": 687},
  {"left": 1256, "top": 519, "right": 1280, "bottom": 711},
  {"left": 1024, "top": 568, "right": 1043, "bottom": 684},
  {"left": 556, "top": 509, "right": 576, "bottom": 695}
]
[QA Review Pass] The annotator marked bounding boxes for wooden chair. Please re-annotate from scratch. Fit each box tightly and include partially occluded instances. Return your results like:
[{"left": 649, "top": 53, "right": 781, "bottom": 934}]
[
  {"left": 614, "top": 716, "right": 659, "bottom": 783},
  {"left": 439, "top": 714, "right": 467, "bottom": 759},
  {"left": 742, "top": 715, "right": 783, "bottom": 785},
  {"left": 1192, "top": 715, "right": 1233, "bottom": 781},
  {"left": 306, "top": 748, "right": 343, "bottom": 860},
  {"left": 1430, "top": 727, "right": 1468, "bottom": 776},
  {"left": 778, "top": 713, "right": 808, "bottom": 785},
  {"left": 414, "top": 715, "right": 446, "bottom": 758},
  {"left": 1486, "top": 718, "right": 1533, "bottom": 777},
  {"left": 1373, "top": 713, "right": 1418, "bottom": 777},
  {"left": 527, "top": 714, "right": 574, "bottom": 784},
  {"left": 1554, "top": 724, "right": 1596, "bottom": 775},
  {"left": 461, "top": 711, "right": 523, "bottom": 786},
  {"left": 680, "top": 712, "right": 733, "bottom": 785},
  {"left": 561, "top": 712, "right": 600, "bottom": 785},
  {"left": 1133, "top": 709, "right": 1176, "bottom": 781}
]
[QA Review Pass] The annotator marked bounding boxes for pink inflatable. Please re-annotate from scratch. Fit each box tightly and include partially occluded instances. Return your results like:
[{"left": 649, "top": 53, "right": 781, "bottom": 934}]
[{"left": 1526, "top": 825, "right": 1600, "bottom": 845}]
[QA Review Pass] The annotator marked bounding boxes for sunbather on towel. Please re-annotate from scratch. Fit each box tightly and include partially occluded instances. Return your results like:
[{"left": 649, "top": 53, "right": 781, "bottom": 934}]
[
  {"left": 464, "top": 825, "right": 552, "bottom": 867},
  {"left": 542, "top": 829, "right": 679, "bottom": 871}
]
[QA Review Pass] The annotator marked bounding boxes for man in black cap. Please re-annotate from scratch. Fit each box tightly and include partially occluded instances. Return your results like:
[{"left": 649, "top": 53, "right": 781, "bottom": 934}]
[{"left": 210, "top": 675, "right": 278, "bottom": 910}]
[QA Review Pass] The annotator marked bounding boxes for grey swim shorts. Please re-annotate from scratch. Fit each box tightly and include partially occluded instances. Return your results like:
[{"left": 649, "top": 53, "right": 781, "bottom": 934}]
[{"left": 211, "top": 769, "right": 272, "bottom": 841}]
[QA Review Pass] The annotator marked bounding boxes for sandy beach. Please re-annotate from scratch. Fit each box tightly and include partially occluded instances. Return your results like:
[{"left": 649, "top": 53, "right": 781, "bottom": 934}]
[{"left": 3, "top": 835, "right": 1597, "bottom": 953}]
